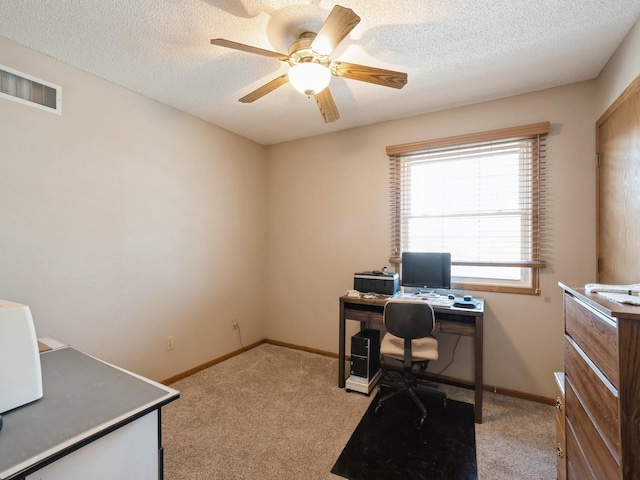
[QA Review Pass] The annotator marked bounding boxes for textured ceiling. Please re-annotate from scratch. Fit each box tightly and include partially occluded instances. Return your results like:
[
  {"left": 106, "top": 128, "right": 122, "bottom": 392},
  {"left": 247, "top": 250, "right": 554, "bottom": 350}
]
[{"left": 1, "top": 1, "right": 640, "bottom": 145}]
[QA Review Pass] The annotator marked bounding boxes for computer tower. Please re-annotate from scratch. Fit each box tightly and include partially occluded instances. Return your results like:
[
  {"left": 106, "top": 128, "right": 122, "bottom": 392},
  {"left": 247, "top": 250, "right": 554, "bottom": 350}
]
[{"left": 349, "top": 329, "right": 380, "bottom": 381}]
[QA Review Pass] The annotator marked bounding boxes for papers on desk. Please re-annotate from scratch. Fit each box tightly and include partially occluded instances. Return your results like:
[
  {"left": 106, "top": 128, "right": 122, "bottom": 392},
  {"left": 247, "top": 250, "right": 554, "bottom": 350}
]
[
  {"left": 428, "top": 297, "right": 455, "bottom": 307},
  {"left": 395, "top": 295, "right": 454, "bottom": 307}
]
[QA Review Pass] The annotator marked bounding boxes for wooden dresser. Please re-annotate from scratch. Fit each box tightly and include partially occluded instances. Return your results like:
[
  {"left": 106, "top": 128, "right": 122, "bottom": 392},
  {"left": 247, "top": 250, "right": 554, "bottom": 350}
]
[{"left": 559, "top": 283, "right": 640, "bottom": 480}]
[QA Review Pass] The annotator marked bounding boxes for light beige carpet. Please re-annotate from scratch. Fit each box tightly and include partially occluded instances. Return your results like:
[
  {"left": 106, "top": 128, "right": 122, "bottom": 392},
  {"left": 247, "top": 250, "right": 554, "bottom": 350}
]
[{"left": 162, "top": 343, "right": 555, "bottom": 479}]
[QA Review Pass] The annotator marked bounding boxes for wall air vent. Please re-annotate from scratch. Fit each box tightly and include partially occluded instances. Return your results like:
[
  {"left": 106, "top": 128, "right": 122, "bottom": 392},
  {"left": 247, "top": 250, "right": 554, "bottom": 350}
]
[{"left": 0, "top": 64, "right": 62, "bottom": 114}]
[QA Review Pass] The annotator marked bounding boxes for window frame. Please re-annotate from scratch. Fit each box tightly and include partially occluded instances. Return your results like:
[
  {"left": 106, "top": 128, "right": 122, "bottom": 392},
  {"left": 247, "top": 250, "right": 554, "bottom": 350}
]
[{"left": 387, "top": 122, "right": 550, "bottom": 295}]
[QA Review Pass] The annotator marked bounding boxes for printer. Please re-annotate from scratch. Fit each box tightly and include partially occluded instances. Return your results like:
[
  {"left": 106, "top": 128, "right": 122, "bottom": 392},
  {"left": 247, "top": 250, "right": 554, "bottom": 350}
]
[
  {"left": 0, "top": 300, "right": 43, "bottom": 414},
  {"left": 354, "top": 270, "right": 400, "bottom": 295}
]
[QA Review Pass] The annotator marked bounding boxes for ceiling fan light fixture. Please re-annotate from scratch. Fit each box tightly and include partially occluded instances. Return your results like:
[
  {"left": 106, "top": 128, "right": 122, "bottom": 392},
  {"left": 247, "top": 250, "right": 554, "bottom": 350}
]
[
  {"left": 211, "top": 6, "right": 406, "bottom": 124},
  {"left": 288, "top": 62, "right": 331, "bottom": 96}
]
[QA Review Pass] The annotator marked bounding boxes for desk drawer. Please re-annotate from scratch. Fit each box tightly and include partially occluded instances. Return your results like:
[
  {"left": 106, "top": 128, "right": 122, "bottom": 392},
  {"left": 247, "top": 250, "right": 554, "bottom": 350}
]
[
  {"left": 343, "top": 307, "right": 383, "bottom": 324},
  {"left": 564, "top": 293, "right": 618, "bottom": 387},
  {"left": 435, "top": 320, "right": 475, "bottom": 336}
]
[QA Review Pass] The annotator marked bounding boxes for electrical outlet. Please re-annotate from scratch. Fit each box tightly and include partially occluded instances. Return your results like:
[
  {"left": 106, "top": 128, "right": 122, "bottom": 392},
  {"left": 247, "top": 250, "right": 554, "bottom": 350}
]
[
  {"left": 166, "top": 336, "right": 174, "bottom": 351},
  {"left": 232, "top": 320, "right": 238, "bottom": 330}
]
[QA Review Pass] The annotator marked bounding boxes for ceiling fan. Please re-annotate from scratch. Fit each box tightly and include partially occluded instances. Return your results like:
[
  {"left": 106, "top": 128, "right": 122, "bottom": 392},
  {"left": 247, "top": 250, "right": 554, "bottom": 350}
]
[{"left": 210, "top": 5, "right": 408, "bottom": 123}]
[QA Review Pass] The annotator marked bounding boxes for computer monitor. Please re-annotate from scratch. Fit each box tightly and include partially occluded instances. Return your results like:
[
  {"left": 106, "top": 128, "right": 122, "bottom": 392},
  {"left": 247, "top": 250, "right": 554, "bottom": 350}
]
[{"left": 401, "top": 252, "right": 452, "bottom": 290}]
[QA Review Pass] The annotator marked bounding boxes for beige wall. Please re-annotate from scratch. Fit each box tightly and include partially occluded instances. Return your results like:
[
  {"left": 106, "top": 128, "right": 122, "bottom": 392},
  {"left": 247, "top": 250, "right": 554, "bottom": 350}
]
[
  {"left": 596, "top": 17, "right": 640, "bottom": 117},
  {"left": 265, "top": 16, "right": 640, "bottom": 398},
  {"left": 2, "top": 14, "right": 638, "bottom": 397},
  {"left": 266, "top": 82, "right": 598, "bottom": 398},
  {"left": 0, "top": 37, "right": 268, "bottom": 381}
]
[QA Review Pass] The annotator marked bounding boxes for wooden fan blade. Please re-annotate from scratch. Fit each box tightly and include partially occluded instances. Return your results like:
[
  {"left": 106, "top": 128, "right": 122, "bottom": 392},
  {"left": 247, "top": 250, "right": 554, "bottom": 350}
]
[
  {"left": 331, "top": 61, "right": 408, "bottom": 89},
  {"left": 210, "top": 38, "right": 288, "bottom": 61},
  {"left": 239, "top": 75, "right": 289, "bottom": 103},
  {"left": 310, "top": 5, "right": 360, "bottom": 56},
  {"left": 315, "top": 87, "right": 340, "bottom": 123}
]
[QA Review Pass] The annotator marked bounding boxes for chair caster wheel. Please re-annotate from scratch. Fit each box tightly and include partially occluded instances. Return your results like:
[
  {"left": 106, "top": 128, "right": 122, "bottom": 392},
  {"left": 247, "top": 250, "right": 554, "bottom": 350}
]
[
  {"left": 375, "top": 402, "right": 382, "bottom": 415},
  {"left": 418, "top": 416, "right": 426, "bottom": 429}
]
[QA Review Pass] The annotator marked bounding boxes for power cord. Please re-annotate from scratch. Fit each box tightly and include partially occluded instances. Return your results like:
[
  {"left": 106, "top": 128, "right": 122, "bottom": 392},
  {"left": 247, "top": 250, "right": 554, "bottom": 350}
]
[
  {"left": 434, "top": 334, "right": 461, "bottom": 376},
  {"left": 235, "top": 322, "right": 245, "bottom": 349}
]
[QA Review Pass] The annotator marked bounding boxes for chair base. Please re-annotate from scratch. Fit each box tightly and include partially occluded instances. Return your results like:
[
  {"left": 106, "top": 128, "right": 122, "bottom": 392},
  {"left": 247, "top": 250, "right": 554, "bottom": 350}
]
[{"left": 375, "top": 379, "right": 447, "bottom": 429}]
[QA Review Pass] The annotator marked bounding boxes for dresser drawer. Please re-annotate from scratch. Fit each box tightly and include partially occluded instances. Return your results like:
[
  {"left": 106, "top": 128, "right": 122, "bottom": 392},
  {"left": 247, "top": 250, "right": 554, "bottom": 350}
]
[
  {"left": 556, "top": 414, "right": 567, "bottom": 480},
  {"left": 564, "top": 293, "right": 619, "bottom": 387},
  {"left": 566, "top": 417, "right": 597, "bottom": 480},
  {"left": 565, "top": 336, "right": 620, "bottom": 463},
  {"left": 554, "top": 372, "right": 566, "bottom": 427},
  {"left": 554, "top": 372, "right": 566, "bottom": 480},
  {"left": 565, "top": 381, "right": 621, "bottom": 479}
]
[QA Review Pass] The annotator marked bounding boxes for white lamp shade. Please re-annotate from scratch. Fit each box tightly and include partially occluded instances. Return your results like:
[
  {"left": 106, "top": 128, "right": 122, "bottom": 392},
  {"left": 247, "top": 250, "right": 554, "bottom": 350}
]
[{"left": 288, "top": 63, "right": 331, "bottom": 96}]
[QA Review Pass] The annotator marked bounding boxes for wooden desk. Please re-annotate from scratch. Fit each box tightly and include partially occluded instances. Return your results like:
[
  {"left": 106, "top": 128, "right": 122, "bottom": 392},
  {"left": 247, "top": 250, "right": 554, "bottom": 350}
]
[{"left": 339, "top": 294, "right": 485, "bottom": 423}]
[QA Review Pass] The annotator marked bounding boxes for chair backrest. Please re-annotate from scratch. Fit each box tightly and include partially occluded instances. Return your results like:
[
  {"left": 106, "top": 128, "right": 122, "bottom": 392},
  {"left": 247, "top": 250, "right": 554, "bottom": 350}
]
[{"left": 383, "top": 299, "right": 435, "bottom": 340}]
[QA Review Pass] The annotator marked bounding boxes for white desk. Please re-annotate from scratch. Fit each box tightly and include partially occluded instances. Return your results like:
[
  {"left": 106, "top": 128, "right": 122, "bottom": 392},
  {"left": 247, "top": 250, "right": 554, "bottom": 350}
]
[{"left": 0, "top": 347, "right": 179, "bottom": 480}]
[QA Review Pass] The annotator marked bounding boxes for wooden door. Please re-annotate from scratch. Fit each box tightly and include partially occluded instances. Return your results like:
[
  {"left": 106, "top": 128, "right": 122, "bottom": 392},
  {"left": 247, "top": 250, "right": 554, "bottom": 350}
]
[{"left": 596, "top": 76, "right": 640, "bottom": 284}]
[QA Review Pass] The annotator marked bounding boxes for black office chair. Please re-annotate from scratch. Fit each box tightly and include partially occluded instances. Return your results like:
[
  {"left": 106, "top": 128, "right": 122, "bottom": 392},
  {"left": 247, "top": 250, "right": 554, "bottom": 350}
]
[{"left": 375, "top": 298, "right": 446, "bottom": 428}]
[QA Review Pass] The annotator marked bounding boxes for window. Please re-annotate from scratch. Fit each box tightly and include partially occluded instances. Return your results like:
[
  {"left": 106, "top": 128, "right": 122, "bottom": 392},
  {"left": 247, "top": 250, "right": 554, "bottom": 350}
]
[{"left": 388, "top": 122, "right": 549, "bottom": 294}]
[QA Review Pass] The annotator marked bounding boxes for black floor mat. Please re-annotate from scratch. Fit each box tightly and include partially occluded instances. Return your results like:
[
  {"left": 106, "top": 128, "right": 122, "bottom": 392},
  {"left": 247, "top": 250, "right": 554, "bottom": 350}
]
[{"left": 331, "top": 388, "right": 477, "bottom": 480}]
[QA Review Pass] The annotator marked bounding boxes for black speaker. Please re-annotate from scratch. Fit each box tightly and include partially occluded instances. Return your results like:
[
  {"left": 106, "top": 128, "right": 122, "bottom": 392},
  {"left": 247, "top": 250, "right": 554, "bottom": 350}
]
[{"left": 350, "top": 329, "right": 380, "bottom": 380}]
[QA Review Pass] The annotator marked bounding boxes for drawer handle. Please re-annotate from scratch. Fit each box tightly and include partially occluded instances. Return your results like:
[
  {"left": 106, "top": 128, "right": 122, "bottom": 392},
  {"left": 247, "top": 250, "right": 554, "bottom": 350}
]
[
  {"left": 555, "top": 397, "right": 563, "bottom": 410},
  {"left": 556, "top": 444, "right": 564, "bottom": 458}
]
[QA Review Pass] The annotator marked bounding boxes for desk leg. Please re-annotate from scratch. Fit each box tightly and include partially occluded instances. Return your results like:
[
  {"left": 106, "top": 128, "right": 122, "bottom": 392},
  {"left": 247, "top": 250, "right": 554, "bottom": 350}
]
[
  {"left": 338, "top": 303, "right": 346, "bottom": 388},
  {"left": 475, "top": 314, "right": 484, "bottom": 423}
]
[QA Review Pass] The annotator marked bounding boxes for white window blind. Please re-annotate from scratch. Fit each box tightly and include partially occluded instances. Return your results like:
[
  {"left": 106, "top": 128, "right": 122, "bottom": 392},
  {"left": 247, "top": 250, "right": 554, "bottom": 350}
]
[{"left": 388, "top": 122, "right": 549, "bottom": 294}]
